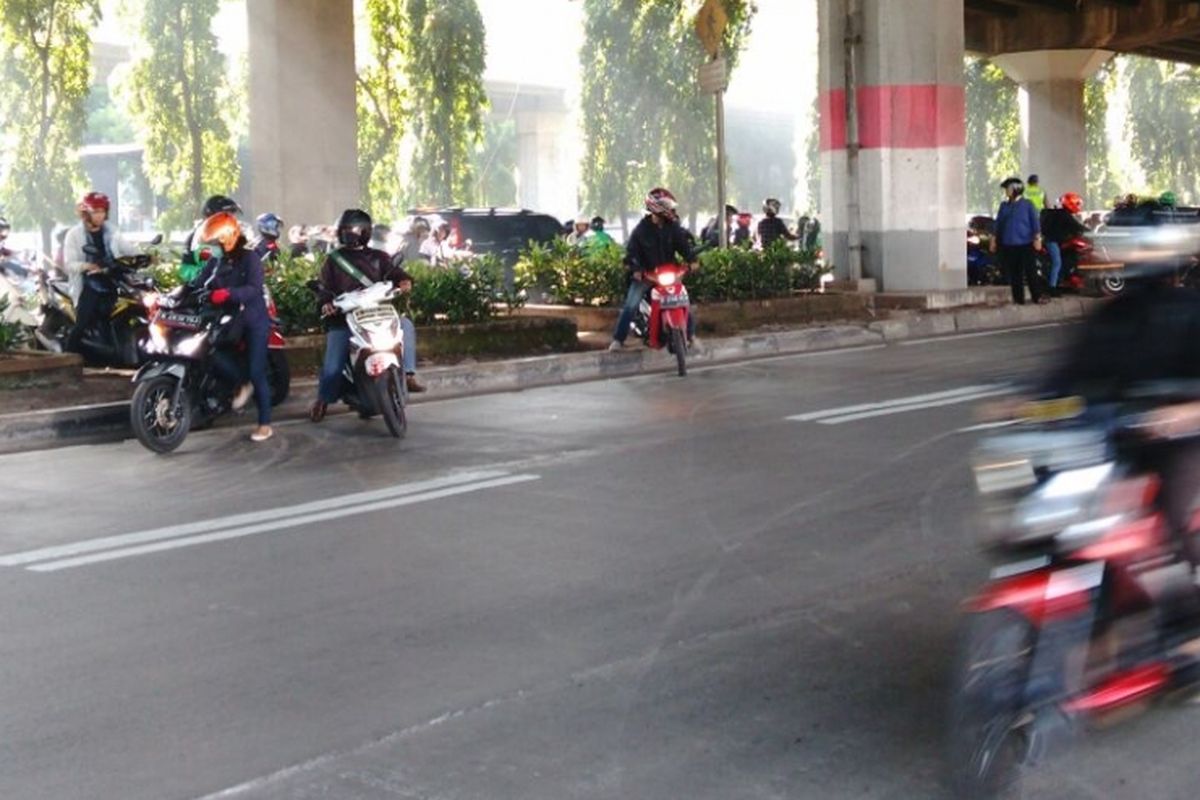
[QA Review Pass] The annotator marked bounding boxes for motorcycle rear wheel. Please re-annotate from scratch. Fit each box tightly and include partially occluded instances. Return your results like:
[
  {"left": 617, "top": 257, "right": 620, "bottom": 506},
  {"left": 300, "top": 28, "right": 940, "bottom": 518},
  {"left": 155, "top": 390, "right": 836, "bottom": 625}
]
[
  {"left": 947, "top": 610, "right": 1035, "bottom": 799},
  {"left": 131, "top": 375, "right": 191, "bottom": 453},
  {"left": 670, "top": 327, "right": 687, "bottom": 377},
  {"left": 376, "top": 367, "right": 407, "bottom": 439}
]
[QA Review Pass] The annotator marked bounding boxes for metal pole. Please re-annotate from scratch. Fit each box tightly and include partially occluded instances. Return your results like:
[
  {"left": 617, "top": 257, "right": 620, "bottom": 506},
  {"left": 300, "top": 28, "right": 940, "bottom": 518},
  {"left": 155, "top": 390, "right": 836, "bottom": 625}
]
[
  {"left": 716, "top": 82, "right": 728, "bottom": 249},
  {"left": 844, "top": 0, "right": 863, "bottom": 282}
]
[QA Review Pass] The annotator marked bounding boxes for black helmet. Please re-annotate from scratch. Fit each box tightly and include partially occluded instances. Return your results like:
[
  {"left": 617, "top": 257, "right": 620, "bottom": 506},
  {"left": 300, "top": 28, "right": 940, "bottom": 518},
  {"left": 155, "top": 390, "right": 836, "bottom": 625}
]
[
  {"left": 337, "top": 208, "right": 373, "bottom": 249},
  {"left": 1000, "top": 177, "right": 1025, "bottom": 196},
  {"left": 763, "top": 198, "right": 782, "bottom": 216},
  {"left": 590, "top": 216, "right": 605, "bottom": 231},
  {"left": 201, "top": 194, "right": 241, "bottom": 218}
]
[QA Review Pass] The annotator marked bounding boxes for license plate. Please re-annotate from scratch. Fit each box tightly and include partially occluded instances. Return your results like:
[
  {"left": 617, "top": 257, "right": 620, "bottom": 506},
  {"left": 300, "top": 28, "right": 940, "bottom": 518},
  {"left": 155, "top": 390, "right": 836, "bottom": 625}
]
[
  {"left": 366, "top": 352, "right": 396, "bottom": 377},
  {"left": 158, "top": 310, "right": 202, "bottom": 330},
  {"left": 1020, "top": 396, "right": 1085, "bottom": 422},
  {"left": 659, "top": 293, "right": 689, "bottom": 309}
]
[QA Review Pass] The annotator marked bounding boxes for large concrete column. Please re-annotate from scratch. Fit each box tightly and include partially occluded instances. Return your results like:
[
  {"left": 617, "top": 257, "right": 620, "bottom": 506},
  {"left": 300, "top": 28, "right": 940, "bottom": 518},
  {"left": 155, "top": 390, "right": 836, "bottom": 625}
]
[
  {"left": 515, "top": 110, "right": 575, "bottom": 218},
  {"left": 992, "top": 50, "right": 1111, "bottom": 205},
  {"left": 247, "top": 0, "right": 359, "bottom": 226},
  {"left": 818, "top": 0, "right": 966, "bottom": 292}
]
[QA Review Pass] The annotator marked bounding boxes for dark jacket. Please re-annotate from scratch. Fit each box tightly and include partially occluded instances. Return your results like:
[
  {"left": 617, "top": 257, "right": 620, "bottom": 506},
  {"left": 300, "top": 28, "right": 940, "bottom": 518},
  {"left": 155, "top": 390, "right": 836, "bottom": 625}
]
[
  {"left": 317, "top": 246, "right": 412, "bottom": 330},
  {"left": 757, "top": 216, "right": 795, "bottom": 248},
  {"left": 1040, "top": 208, "right": 1087, "bottom": 245},
  {"left": 625, "top": 216, "right": 697, "bottom": 276},
  {"left": 194, "top": 248, "right": 268, "bottom": 329}
]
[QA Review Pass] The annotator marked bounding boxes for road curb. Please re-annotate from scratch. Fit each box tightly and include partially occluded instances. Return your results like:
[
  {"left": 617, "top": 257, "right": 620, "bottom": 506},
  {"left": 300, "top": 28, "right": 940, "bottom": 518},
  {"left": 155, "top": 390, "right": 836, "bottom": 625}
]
[{"left": 0, "top": 302, "right": 1090, "bottom": 455}]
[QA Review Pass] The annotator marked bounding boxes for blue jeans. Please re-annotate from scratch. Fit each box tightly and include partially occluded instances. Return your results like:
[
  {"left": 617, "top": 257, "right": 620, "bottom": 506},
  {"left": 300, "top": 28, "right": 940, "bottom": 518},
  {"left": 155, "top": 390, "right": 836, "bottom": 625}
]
[
  {"left": 612, "top": 282, "right": 696, "bottom": 344},
  {"left": 318, "top": 318, "right": 417, "bottom": 403},
  {"left": 1047, "top": 241, "right": 1062, "bottom": 288},
  {"left": 212, "top": 323, "right": 271, "bottom": 426}
]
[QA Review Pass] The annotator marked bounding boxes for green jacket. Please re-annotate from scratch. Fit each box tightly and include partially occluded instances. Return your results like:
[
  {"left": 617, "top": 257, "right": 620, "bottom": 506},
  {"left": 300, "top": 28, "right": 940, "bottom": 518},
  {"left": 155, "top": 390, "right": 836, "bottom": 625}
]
[{"left": 1026, "top": 184, "right": 1046, "bottom": 212}]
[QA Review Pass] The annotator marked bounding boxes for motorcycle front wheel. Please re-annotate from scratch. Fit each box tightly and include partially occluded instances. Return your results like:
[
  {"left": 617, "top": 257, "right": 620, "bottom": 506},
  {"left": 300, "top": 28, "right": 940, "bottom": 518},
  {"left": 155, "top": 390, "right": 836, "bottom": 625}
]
[
  {"left": 947, "top": 609, "right": 1035, "bottom": 799},
  {"left": 376, "top": 367, "right": 407, "bottom": 439},
  {"left": 669, "top": 327, "right": 687, "bottom": 377},
  {"left": 131, "top": 375, "right": 192, "bottom": 453}
]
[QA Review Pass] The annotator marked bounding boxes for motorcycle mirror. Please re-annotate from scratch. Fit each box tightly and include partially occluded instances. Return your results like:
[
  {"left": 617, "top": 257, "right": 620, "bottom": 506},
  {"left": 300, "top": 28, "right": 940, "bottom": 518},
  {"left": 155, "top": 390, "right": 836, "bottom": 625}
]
[{"left": 150, "top": 233, "right": 164, "bottom": 246}]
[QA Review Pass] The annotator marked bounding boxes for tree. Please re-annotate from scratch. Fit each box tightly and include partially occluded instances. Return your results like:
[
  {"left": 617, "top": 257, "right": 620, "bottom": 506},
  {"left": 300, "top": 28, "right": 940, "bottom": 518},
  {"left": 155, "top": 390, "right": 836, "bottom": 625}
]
[
  {"left": 358, "top": 0, "right": 408, "bottom": 219},
  {"left": 1126, "top": 56, "right": 1200, "bottom": 204},
  {"left": 579, "top": 0, "right": 754, "bottom": 235},
  {"left": 119, "top": 0, "right": 239, "bottom": 231},
  {"left": 1084, "top": 60, "right": 1119, "bottom": 209},
  {"left": 404, "top": 0, "right": 488, "bottom": 207},
  {"left": 0, "top": 0, "right": 98, "bottom": 251},
  {"left": 963, "top": 56, "right": 1019, "bottom": 215}
]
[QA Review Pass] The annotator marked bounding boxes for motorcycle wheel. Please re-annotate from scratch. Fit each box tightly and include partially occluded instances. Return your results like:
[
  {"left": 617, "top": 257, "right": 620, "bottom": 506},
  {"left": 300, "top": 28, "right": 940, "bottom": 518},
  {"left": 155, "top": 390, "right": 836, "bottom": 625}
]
[
  {"left": 376, "top": 367, "right": 407, "bottom": 439},
  {"left": 1100, "top": 275, "right": 1126, "bottom": 296},
  {"left": 947, "top": 610, "right": 1035, "bottom": 800},
  {"left": 670, "top": 327, "right": 687, "bottom": 377},
  {"left": 130, "top": 375, "right": 192, "bottom": 454},
  {"left": 268, "top": 349, "right": 290, "bottom": 406}
]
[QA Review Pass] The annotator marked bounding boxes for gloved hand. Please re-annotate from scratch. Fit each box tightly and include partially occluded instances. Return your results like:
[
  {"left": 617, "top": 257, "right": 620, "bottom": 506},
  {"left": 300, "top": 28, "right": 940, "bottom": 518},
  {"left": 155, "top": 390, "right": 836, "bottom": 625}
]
[{"left": 211, "top": 288, "right": 230, "bottom": 305}]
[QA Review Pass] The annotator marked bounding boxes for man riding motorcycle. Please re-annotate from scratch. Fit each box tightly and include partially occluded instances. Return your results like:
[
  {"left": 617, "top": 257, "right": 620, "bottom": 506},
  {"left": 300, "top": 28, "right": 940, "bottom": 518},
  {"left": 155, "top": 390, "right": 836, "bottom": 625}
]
[
  {"left": 254, "top": 212, "right": 283, "bottom": 264},
  {"left": 61, "top": 191, "right": 133, "bottom": 354}
]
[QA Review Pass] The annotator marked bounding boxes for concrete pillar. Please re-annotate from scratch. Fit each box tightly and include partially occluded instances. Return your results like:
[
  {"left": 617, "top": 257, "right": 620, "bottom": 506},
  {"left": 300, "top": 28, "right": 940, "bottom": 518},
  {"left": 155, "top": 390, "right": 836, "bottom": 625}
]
[
  {"left": 515, "top": 110, "right": 576, "bottom": 218},
  {"left": 247, "top": 0, "right": 359, "bottom": 227},
  {"left": 818, "top": 0, "right": 966, "bottom": 292},
  {"left": 992, "top": 50, "right": 1111, "bottom": 206}
]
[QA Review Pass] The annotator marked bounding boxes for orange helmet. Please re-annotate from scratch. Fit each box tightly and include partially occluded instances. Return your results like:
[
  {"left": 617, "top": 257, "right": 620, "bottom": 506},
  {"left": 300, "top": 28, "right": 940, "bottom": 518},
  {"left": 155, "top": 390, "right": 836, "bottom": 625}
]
[
  {"left": 196, "top": 211, "right": 242, "bottom": 255},
  {"left": 1060, "top": 192, "right": 1084, "bottom": 214}
]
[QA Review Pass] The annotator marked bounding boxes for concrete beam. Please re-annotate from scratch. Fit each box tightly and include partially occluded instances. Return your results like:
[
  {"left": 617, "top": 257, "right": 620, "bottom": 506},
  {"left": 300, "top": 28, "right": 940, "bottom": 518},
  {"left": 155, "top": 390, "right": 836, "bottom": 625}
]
[{"left": 967, "top": 0, "right": 1200, "bottom": 59}]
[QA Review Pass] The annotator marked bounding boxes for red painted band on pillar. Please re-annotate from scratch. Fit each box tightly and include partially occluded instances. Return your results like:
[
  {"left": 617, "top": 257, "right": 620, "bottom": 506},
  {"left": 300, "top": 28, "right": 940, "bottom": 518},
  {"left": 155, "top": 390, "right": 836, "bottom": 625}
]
[{"left": 819, "top": 85, "right": 965, "bottom": 151}]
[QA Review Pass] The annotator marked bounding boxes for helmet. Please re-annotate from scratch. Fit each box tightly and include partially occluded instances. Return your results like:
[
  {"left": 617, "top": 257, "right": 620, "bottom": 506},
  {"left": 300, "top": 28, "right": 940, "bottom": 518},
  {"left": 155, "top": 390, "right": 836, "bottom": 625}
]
[
  {"left": 763, "top": 198, "right": 782, "bottom": 216},
  {"left": 645, "top": 187, "right": 677, "bottom": 217},
  {"left": 1060, "top": 192, "right": 1084, "bottom": 214},
  {"left": 255, "top": 212, "right": 282, "bottom": 239},
  {"left": 201, "top": 194, "right": 241, "bottom": 218},
  {"left": 196, "top": 211, "right": 243, "bottom": 255},
  {"left": 1160, "top": 191, "right": 1178, "bottom": 207},
  {"left": 591, "top": 216, "right": 605, "bottom": 231},
  {"left": 336, "top": 208, "right": 373, "bottom": 249},
  {"left": 80, "top": 191, "right": 111, "bottom": 213},
  {"left": 1001, "top": 177, "right": 1025, "bottom": 196}
]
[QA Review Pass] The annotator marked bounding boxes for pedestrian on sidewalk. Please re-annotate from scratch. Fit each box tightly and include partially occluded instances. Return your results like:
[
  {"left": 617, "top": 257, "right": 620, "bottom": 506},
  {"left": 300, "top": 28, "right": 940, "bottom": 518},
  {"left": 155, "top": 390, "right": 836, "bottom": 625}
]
[{"left": 992, "top": 177, "right": 1046, "bottom": 305}]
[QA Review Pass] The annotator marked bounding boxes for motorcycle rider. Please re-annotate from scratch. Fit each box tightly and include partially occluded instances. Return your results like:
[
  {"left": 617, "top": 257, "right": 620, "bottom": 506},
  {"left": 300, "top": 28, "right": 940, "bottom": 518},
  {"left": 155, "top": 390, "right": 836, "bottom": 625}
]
[
  {"left": 585, "top": 216, "right": 616, "bottom": 251},
  {"left": 309, "top": 208, "right": 425, "bottom": 424},
  {"left": 61, "top": 191, "right": 133, "bottom": 354},
  {"left": 757, "top": 198, "right": 798, "bottom": 249},
  {"left": 181, "top": 195, "right": 242, "bottom": 281},
  {"left": 1041, "top": 192, "right": 1087, "bottom": 296},
  {"left": 191, "top": 211, "right": 274, "bottom": 443},
  {"left": 253, "top": 212, "right": 284, "bottom": 264},
  {"left": 608, "top": 187, "right": 698, "bottom": 351},
  {"left": 0, "top": 216, "right": 11, "bottom": 259}
]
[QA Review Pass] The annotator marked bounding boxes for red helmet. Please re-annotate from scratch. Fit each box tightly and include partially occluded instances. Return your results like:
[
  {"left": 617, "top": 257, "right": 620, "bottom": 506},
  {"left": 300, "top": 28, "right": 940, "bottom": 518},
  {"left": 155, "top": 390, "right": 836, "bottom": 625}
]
[
  {"left": 80, "top": 191, "right": 110, "bottom": 213},
  {"left": 645, "top": 187, "right": 678, "bottom": 217},
  {"left": 1060, "top": 192, "right": 1084, "bottom": 214}
]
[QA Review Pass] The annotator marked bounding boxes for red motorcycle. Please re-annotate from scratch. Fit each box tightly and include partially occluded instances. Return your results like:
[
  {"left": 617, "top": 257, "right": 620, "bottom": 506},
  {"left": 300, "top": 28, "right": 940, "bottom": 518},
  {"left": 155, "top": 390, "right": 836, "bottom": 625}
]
[
  {"left": 630, "top": 264, "right": 691, "bottom": 377},
  {"left": 950, "top": 391, "right": 1200, "bottom": 797}
]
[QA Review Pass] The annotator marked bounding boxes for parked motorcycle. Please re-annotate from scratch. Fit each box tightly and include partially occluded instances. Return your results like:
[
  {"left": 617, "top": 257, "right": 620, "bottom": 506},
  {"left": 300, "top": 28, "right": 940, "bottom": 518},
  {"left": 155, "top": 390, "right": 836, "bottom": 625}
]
[
  {"left": 36, "top": 242, "right": 157, "bottom": 367},
  {"left": 628, "top": 264, "right": 692, "bottom": 377},
  {"left": 129, "top": 279, "right": 290, "bottom": 453},
  {"left": 950, "top": 388, "right": 1200, "bottom": 797},
  {"left": 307, "top": 278, "right": 409, "bottom": 438}
]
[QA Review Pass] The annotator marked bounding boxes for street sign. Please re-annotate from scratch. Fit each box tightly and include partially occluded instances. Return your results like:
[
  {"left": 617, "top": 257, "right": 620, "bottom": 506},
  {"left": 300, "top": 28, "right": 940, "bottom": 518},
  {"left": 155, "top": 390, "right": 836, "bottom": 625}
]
[
  {"left": 694, "top": 0, "right": 728, "bottom": 58},
  {"left": 698, "top": 57, "right": 728, "bottom": 94}
]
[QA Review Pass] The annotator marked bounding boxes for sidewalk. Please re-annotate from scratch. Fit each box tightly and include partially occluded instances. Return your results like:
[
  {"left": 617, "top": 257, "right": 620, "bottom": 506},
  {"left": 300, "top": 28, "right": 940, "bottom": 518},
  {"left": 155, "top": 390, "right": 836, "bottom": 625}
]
[{"left": 0, "top": 297, "right": 1093, "bottom": 454}]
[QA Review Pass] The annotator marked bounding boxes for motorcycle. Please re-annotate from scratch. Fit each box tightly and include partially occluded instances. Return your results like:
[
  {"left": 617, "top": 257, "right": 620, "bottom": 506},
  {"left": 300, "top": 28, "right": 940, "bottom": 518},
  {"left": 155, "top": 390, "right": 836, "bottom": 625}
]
[
  {"left": 307, "top": 278, "right": 409, "bottom": 438},
  {"left": 950, "top": 388, "right": 1200, "bottom": 797},
  {"left": 36, "top": 242, "right": 157, "bottom": 367},
  {"left": 628, "top": 264, "right": 691, "bottom": 377},
  {"left": 129, "top": 278, "right": 290, "bottom": 453}
]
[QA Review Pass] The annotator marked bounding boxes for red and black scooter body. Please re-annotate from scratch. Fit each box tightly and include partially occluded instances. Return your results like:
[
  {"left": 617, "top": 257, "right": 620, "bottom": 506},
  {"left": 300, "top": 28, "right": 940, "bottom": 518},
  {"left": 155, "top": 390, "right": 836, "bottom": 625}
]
[{"left": 632, "top": 264, "right": 691, "bottom": 376}]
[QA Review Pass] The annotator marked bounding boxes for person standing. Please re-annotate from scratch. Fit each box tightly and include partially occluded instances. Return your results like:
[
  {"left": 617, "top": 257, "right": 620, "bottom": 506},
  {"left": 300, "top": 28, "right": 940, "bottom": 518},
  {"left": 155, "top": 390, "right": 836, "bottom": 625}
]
[
  {"left": 992, "top": 177, "right": 1045, "bottom": 305},
  {"left": 1025, "top": 174, "right": 1046, "bottom": 212},
  {"left": 757, "top": 198, "right": 798, "bottom": 249}
]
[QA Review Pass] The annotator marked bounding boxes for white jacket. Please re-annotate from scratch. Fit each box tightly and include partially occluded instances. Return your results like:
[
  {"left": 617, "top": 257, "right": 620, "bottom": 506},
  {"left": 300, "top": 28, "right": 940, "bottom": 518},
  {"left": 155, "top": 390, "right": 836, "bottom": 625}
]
[{"left": 62, "top": 221, "right": 132, "bottom": 304}]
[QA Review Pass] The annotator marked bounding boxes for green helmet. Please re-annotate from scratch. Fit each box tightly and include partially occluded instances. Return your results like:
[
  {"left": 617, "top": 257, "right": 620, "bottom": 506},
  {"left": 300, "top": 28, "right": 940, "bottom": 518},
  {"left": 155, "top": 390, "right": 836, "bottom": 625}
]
[{"left": 1160, "top": 191, "right": 1177, "bottom": 207}]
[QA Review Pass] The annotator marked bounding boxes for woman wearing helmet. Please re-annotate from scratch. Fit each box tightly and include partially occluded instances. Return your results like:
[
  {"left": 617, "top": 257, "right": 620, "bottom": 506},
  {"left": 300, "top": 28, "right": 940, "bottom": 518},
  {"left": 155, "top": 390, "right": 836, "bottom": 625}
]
[
  {"left": 180, "top": 194, "right": 244, "bottom": 281},
  {"left": 1041, "top": 192, "right": 1088, "bottom": 296},
  {"left": 193, "top": 211, "right": 275, "bottom": 442},
  {"left": 309, "top": 209, "right": 424, "bottom": 423},
  {"left": 608, "top": 187, "right": 698, "bottom": 351},
  {"left": 61, "top": 191, "right": 133, "bottom": 354},
  {"left": 757, "top": 198, "right": 798, "bottom": 249}
]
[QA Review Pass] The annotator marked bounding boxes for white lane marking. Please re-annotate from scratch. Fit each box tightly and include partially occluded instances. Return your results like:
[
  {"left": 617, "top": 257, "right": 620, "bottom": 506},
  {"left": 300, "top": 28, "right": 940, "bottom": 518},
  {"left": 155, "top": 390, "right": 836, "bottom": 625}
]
[
  {"left": 899, "top": 323, "right": 1064, "bottom": 346},
  {"left": 26, "top": 474, "right": 541, "bottom": 572},
  {"left": 0, "top": 470, "right": 513, "bottom": 567},
  {"left": 787, "top": 384, "right": 1001, "bottom": 422},
  {"left": 957, "top": 420, "right": 1022, "bottom": 434},
  {"left": 814, "top": 388, "right": 1011, "bottom": 425}
]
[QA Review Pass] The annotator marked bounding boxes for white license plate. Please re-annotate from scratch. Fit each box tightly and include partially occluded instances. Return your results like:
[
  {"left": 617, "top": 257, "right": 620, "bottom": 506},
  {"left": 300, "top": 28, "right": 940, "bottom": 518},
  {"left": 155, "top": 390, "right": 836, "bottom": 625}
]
[
  {"left": 366, "top": 352, "right": 397, "bottom": 377},
  {"left": 660, "top": 293, "right": 689, "bottom": 308}
]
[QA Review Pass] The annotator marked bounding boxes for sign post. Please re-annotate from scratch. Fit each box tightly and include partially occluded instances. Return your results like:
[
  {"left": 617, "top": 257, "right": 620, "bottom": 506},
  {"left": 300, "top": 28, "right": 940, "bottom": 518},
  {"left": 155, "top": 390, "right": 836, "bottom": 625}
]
[{"left": 695, "top": 0, "right": 729, "bottom": 247}]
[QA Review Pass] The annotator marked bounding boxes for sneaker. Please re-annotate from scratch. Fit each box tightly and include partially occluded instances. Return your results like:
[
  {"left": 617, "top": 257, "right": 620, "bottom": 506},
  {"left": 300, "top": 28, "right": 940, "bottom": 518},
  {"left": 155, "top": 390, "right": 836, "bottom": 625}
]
[
  {"left": 250, "top": 426, "right": 273, "bottom": 443},
  {"left": 406, "top": 374, "right": 426, "bottom": 393},
  {"left": 688, "top": 335, "right": 701, "bottom": 350},
  {"left": 309, "top": 400, "right": 327, "bottom": 423},
  {"left": 607, "top": 340, "right": 623, "bottom": 352},
  {"left": 232, "top": 382, "right": 254, "bottom": 411}
]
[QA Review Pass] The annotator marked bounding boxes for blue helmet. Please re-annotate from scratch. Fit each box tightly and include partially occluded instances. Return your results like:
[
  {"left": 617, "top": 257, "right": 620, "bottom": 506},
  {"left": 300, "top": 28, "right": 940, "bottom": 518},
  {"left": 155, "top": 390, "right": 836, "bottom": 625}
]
[{"left": 255, "top": 212, "right": 282, "bottom": 239}]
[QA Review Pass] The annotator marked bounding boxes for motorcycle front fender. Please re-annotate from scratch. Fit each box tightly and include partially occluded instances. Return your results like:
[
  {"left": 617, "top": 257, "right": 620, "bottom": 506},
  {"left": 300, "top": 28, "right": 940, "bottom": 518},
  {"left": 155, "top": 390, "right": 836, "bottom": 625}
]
[
  {"left": 133, "top": 361, "right": 186, "bottom": 385},
  {"left": 661, "top": 307, "right": 689, "bottom": 330}
]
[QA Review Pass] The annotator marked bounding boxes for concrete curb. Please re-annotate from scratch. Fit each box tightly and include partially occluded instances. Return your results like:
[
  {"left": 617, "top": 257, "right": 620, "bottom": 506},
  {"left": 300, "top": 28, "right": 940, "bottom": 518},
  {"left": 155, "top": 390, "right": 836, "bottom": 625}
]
[{"left": 0, "top": 301, "right": 1092, "bottom": 455}]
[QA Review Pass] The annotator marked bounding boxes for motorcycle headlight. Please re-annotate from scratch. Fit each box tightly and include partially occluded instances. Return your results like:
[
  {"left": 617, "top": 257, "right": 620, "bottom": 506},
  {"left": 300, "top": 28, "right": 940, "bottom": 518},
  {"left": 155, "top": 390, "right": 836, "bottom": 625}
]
[
  {"left": 147, "top": 321, "right": 168, "bottom": 353},
  {"left": 142, "top": 291, "right": 160, "bottom": 310},
  {"left": 175, "top": 331, "right": 207, "bottom": 357},
  {"left": 657, "top": 271, "right": 678, "bottom": 287}
]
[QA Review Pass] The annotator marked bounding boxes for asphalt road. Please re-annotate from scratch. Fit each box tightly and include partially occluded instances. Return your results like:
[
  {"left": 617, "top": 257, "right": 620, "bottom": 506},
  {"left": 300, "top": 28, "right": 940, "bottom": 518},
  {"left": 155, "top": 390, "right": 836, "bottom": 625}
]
[{"left": 2, "top": 325, "right": 1196, "bottom": 800}]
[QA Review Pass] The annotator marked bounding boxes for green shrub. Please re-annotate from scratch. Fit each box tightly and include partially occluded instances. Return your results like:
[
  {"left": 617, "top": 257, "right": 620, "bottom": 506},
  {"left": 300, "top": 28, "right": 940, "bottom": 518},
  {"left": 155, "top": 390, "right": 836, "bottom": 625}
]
[
  {"left": 402, "top": 254, "right": 524, "bottom": 325},
  {"left": 515, "top": 239, "right": 625, "bottom": 306},
  {"left": 0, "top": 296, "right": 27, "bottom": 352},
  {"left": 267, "top": 250, "right": 324, "bottom": 335},
  {"left": 691, "top": 241, "right": 829, "bottom": 301}
]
